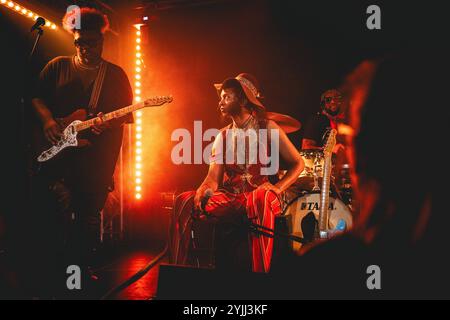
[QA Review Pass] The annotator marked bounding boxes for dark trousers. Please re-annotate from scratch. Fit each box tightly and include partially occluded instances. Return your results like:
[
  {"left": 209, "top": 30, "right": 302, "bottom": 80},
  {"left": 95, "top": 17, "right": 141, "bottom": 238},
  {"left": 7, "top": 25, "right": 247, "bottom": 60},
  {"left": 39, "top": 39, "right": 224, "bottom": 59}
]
[{"left": 29, "top": 174, "right": 108, "bottom": 297}]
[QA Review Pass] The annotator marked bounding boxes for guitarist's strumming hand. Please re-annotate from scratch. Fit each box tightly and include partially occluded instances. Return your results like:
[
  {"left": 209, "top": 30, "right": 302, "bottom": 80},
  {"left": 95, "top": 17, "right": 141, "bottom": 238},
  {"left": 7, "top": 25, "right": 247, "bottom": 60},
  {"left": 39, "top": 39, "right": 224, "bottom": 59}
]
[
  {"left": 91, "top": 112, "right": 111, "bottom": 135},
  {"left": 44, "top": 118, "right": 62, "bottom": 145}
]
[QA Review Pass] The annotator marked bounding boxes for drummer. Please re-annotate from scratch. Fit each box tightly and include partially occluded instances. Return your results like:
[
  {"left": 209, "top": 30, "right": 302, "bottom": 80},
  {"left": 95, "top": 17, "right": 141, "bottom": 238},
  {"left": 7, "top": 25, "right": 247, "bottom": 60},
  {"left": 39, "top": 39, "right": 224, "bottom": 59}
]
[{"left": 302, "top": 89, "right": 345, "bottom": 154}]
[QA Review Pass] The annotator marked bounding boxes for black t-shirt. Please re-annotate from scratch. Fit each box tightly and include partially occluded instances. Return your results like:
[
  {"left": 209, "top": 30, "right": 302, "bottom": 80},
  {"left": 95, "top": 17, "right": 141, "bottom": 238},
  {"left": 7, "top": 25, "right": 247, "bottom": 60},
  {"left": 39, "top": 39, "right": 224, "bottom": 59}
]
[
  {"left": 33, "top": 56, "right": 133, "bottom": 191},
  {"left": 303, "top": 113, "right": 332, "bottom": 147}
]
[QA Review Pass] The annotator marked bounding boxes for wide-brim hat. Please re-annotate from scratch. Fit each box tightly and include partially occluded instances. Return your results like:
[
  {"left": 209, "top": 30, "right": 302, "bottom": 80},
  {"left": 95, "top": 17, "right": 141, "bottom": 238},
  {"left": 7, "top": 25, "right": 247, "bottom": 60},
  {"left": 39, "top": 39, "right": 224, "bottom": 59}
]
[{"left": 214, "top": 73, "right": 265, "bottom": 110}]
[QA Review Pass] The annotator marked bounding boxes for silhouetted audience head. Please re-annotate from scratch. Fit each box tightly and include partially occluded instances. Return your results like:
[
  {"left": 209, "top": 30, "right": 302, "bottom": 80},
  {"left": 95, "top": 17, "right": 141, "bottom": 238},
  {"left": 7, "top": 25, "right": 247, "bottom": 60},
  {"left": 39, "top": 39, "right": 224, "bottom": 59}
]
[{"left": 348, "top": 52, "right": 448, "bottom": 253}]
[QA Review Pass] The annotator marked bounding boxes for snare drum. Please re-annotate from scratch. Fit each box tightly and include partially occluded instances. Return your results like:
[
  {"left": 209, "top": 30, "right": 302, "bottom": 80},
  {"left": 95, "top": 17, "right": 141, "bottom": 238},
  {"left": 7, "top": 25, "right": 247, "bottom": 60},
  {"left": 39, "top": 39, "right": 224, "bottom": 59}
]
[{"left": 282, "top": 193, "right": 353, "bottom": 253}]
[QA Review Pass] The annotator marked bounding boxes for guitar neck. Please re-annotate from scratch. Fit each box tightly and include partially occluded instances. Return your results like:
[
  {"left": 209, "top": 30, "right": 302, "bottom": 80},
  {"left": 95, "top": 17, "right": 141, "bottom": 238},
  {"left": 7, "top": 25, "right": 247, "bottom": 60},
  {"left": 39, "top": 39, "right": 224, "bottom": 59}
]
[
  {"left": 74, "top": 101, "right": 146, "bottom": 132},
  {"left": 319, "top": 155, "right": 332, "bottom": 232}
]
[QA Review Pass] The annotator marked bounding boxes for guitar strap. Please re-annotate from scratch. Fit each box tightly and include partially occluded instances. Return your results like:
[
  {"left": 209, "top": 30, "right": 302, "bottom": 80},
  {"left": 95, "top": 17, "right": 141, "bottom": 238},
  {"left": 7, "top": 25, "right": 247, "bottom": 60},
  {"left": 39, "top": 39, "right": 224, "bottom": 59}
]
[{"left": 87, "top": 60, "right": 108, "bottom": 117}]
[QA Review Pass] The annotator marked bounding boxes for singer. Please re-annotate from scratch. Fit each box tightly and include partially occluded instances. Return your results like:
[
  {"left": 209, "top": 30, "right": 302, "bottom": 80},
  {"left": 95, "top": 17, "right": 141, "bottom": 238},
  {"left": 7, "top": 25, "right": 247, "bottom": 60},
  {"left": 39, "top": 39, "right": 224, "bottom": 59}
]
[
  {"left": 29, "top": 7, "right": 133, "bottom": 296},
  {"left": 169, "top": 73, "right": 304, "bottom": 273}
]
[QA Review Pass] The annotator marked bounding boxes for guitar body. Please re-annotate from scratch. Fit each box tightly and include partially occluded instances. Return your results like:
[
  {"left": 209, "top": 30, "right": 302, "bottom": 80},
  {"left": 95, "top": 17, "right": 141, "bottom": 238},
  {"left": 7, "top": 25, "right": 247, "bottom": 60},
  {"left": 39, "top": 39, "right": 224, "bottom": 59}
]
[{"left": 33, "top": 109, "right": 90, "bottom": 163}]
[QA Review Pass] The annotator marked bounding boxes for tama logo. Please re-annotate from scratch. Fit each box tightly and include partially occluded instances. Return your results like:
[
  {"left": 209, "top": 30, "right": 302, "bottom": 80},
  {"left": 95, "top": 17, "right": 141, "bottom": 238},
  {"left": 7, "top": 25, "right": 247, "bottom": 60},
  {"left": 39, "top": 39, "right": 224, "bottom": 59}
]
[{"left": 301, "top": 202, "right": 336, "bottom": 211}]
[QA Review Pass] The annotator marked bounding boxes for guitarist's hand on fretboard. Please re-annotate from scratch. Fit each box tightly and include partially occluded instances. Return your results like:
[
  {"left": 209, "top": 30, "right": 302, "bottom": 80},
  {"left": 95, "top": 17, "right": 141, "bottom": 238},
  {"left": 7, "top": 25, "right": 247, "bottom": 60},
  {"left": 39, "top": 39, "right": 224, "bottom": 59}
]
[{"left": 91, "top": 112, "right": 111, "bottom": 135}]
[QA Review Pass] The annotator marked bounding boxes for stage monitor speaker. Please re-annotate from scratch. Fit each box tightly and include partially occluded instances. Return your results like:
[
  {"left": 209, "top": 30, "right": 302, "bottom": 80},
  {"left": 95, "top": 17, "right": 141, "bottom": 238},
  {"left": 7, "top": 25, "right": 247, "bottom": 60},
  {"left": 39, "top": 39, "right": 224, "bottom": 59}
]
[{"left": 156, "top": 264, "right": 278, "bottom": 299}]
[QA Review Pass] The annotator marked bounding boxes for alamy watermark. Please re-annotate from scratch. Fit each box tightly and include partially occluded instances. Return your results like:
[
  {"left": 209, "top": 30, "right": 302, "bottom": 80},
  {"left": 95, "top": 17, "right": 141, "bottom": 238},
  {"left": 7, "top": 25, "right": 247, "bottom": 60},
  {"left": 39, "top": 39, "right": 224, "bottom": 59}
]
[
  {"left": 66, "top": 265, "right": 81, "bottom": 290},
  {"left": 65, "top": 5, "right": 81, "bottom": 29},
  {"left": 171, "top": 121, "right": 280, "bottom": 175},
  {"left": 366, "top": 264, "right": 381, "bottom": 290},
  {"left": 366, "top": 5, "right": 381, "bottom": 30}
]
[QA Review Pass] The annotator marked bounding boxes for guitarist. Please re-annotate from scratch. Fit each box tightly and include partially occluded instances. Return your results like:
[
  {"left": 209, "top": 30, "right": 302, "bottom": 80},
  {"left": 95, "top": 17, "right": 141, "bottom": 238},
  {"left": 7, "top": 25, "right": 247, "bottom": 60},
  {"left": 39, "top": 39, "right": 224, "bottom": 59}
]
[{"left": 30, "top": 7, "right": 132, "bottom": 292}]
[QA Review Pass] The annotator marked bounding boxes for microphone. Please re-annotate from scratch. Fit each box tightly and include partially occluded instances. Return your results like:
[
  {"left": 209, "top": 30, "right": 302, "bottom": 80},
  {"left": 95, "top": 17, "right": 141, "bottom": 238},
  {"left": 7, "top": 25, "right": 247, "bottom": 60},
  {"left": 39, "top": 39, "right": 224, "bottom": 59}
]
[
  {"left": 200, "top": 188, "right": 213, "bottom": 212},
  {"left": 191, "top": 188, "right": 214, "bottom": 219},
  {"left": 30, "top": 17, "right": 46, "bottom": 32}
]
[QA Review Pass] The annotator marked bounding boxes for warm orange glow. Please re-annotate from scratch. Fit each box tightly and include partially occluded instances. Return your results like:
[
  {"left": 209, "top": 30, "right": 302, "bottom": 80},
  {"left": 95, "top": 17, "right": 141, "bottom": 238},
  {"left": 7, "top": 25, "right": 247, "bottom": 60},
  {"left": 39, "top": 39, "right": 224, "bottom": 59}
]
[
  {"left": 133, "top": 25, "right": 145, "bottom": 200},
  {"left": 1, "top": 1, "right": 58, "bottom": 32}
]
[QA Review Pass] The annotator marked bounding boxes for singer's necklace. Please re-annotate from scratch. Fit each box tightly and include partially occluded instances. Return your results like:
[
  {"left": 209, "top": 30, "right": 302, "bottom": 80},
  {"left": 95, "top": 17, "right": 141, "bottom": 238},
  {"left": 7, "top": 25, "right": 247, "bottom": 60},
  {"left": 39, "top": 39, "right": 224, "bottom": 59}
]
[{"left": 74, "top": 55, "right": 101, "bottom": 71}]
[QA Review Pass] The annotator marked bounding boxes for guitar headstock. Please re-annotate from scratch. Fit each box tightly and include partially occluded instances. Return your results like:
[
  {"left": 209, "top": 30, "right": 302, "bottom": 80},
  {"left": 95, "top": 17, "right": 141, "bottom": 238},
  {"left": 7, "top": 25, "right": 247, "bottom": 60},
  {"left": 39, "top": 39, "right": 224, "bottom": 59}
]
[
  {"left": 323, "top": 128, "right": 337, "bottom": 155},
  {"left": 143, "top": 95, "right": 174, "bottom": 107}
]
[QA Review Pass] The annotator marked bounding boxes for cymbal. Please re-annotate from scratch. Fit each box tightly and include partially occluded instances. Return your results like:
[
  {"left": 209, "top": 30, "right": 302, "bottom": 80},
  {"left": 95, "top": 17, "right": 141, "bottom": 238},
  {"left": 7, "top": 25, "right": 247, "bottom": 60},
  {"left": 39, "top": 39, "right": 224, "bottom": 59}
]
[
  {"left": 337, "top": 123, "right": 355, "bottom": 136},
  {"left": 265, "top": 112, "right": 301, "bottom": 133}
]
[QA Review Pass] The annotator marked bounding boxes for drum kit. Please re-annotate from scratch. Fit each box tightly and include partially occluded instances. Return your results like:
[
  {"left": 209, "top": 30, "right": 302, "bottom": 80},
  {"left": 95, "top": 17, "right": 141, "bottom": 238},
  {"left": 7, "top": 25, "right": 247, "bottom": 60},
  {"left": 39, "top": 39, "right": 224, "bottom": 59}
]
[{"left": 270, "top": 112, "right": 354, "bottom": 254}]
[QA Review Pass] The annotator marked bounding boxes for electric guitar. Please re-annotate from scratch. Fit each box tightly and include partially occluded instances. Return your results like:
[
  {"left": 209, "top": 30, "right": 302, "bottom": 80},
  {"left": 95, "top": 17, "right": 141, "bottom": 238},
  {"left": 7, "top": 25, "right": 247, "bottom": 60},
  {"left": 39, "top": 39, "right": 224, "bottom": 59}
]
[
  {"left": 35, "top": 95, "right": 173, "bottom": 162},
  {"left": 318, "top": 128, "right": 337, "bottom": 239}
]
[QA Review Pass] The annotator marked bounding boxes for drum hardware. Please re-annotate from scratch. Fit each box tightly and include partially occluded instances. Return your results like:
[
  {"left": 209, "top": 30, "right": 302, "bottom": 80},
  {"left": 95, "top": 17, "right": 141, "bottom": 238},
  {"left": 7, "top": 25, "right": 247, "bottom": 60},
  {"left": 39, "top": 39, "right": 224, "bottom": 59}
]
[
  {"left": 338, "top": 164, "right": 353, "bottom": 206},
  {"left": 312, "top": 161, "right": 322, "bottom": 191},
  {"left": 299, "top": 149, "right": 325, "bottom": 179}
]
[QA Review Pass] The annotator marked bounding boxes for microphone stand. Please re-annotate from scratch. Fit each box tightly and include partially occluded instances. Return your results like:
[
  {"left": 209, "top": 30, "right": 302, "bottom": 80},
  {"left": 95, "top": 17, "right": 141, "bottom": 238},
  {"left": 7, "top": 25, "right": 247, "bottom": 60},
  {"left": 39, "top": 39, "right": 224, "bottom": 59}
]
[
  {"left": 22, "top": 25, "right": 44, "bottom": 163},
  {"left": 21, "top": 26, "right": 44, "bottom": 158},
  {"left": 192, "top": 209, "right": 306, "bottom": 245},
  {"left": 19, "top": 25, "right": 45, "bottom": 219},
  {"left": 29, "top": 27, "right": 44, "bottom": 61}
]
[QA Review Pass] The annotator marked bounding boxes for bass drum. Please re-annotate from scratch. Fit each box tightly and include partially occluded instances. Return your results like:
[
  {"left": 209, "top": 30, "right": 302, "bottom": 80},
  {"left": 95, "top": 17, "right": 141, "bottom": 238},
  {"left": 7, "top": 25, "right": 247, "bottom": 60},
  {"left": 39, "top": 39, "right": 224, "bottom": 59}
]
[{"left": 282, "top": 193, "right": 353, "bottom": 253}]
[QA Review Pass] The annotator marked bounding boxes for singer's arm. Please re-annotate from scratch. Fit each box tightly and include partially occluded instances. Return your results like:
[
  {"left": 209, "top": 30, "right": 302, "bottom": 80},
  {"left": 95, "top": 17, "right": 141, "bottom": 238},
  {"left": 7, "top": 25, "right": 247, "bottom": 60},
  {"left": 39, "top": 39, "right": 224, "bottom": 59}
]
[
  {"left": 193, "top": 162, "right": 224, "bottom": 211},
  {"left": 31, "top": 98, "right": 62, "bottom": 145},
  {"left": 263, "top": 120, "right": 304, "bottom": 193}
]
